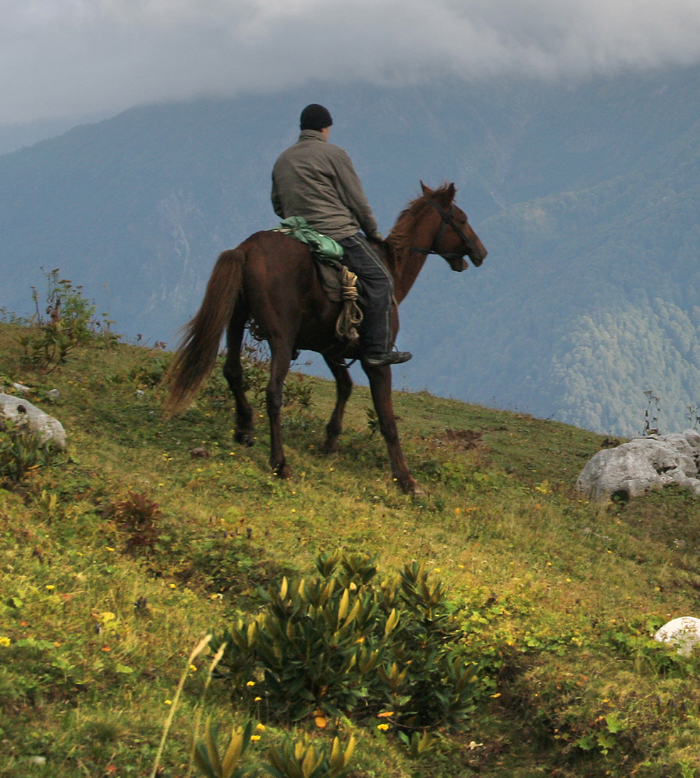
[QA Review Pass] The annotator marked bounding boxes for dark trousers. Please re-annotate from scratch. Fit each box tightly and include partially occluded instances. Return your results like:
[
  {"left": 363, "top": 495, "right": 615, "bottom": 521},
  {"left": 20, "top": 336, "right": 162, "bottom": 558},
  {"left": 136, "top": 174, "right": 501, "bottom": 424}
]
[{"left": 338, "top": 233, "right": 394, "bottom": 358}]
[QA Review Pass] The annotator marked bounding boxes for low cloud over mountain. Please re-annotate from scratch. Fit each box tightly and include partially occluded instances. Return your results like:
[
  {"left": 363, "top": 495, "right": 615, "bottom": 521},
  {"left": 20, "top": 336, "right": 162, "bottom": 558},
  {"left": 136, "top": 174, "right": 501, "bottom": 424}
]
[{"left": 4, "top": 0, "right": 700, "bottom": 123}]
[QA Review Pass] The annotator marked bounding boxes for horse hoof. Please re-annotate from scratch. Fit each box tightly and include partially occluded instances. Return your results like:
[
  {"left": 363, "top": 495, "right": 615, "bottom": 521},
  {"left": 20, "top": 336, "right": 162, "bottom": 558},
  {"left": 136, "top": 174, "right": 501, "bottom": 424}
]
[
  {"left": 396, "top": 476, "right": 422, "bottom": 495},
  {"left": 322, "top": 439, "right": 339, "bottom": 454},
  {"left": 235, "top": 431, "right": 255, "bottom": 447},
  {"left": 275, "top": 464, "right": 293, "bottom": 479}
]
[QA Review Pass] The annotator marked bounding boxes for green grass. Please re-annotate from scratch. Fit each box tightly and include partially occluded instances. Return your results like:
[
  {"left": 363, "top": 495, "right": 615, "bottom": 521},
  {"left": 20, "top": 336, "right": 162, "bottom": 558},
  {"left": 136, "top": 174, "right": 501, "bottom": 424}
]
[{"left": 2, "top": 320, "right": 700, "bottom": 777}]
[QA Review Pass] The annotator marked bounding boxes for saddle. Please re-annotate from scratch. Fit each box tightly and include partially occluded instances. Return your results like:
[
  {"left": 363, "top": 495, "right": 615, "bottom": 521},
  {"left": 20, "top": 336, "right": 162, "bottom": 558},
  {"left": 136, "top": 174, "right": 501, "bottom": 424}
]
[{"left": 272, "top": 217, "right": 364, "bottom": 343}]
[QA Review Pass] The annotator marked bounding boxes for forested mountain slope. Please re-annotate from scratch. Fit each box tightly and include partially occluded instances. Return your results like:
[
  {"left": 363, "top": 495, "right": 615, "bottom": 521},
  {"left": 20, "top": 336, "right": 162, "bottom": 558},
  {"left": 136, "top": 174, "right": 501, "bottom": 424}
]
[{"left": 1, "top": 69, "right": 700, "bottom": 433}]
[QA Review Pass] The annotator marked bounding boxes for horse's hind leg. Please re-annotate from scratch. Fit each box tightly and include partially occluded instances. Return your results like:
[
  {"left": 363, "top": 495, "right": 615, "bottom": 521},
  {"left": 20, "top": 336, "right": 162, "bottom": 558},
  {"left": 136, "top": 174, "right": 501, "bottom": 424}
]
[
  {"left": 322, "top": 357, "right": 353, "bottom": 453},
  {"left": 223, "top": 310, "right": 254, "bottom": 446},
  {"left": 266, "top": 339, "right": 295, "bottom": 478}
]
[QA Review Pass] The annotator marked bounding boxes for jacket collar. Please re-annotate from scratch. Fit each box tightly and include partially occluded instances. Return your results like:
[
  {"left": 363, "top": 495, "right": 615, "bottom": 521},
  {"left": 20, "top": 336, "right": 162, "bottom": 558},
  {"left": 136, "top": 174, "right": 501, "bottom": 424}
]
[{"left": 298, "top": 129, "right": 327, "bottom": 142}]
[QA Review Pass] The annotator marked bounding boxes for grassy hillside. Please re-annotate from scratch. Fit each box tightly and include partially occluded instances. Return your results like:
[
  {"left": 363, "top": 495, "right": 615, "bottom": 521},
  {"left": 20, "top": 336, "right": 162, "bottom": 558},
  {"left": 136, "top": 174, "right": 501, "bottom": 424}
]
[{"left": 2, "top": 320, "right": 700, "bottom": 777}]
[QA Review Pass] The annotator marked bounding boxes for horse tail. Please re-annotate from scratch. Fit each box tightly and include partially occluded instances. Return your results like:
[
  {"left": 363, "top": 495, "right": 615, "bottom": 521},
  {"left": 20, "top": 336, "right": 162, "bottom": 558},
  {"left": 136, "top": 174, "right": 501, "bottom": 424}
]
[{"left": 164, "top": 248, "right": 244, "bottom": 416}]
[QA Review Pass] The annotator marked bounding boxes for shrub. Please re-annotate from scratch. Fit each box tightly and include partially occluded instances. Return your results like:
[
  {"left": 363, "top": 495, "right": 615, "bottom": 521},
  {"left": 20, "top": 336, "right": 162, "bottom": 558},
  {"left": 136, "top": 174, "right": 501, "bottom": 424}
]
[
  {"left": 0, "top": 417, "right": 59, "bottom": 483},
  {"left": 111, "top": 491, "right": 162, "bottom": 553},
  {"left": 210, "top": 553, "right": 477, "bottom": 732},
  {"left": 17, "top": 269, "right": 119, "bottom": 371}
]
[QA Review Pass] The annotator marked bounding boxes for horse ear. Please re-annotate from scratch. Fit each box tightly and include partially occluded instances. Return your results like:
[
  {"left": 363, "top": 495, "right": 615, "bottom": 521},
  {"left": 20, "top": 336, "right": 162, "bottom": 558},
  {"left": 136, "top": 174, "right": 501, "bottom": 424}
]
[
  {"left": 435, "top": 182, "right": 456, "bottom": 207},
  {"left": 420, "top": 181, "right": 433, "bottom": 196}
]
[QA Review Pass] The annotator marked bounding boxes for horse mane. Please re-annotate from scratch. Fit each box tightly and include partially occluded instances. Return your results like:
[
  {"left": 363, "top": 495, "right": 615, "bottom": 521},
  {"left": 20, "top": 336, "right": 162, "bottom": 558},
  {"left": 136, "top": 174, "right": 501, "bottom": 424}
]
[{"left": 385, "top": 183, "right": 453, "bottom": 262}]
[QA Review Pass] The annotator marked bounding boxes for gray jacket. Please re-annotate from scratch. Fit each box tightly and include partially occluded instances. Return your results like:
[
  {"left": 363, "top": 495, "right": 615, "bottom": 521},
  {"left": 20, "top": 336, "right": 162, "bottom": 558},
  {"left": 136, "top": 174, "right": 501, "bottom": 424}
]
[{"left": 271, "top": 130, "right": 379, "bottom": 241}]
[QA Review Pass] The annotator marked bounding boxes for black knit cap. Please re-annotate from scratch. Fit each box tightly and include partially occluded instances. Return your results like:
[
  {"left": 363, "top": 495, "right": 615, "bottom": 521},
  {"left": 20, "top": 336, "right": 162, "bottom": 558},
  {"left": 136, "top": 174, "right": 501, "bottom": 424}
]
[{"left": 300, "top": 104, "right": 333, "bottom": 131}]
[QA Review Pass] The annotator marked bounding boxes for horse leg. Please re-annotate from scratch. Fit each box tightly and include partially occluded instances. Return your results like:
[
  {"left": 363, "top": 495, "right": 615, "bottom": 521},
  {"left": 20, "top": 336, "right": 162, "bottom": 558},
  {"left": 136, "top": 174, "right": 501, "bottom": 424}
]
[
  {"left": 363, "top": 363, "right": 421, "bottom": 494},
  {"left": 266, "top": 341, "right": 294, "bottom": 478},
  {"left": 322, "top": 357, "right": 353, "bottom": 453},
  {"left": 223, "top": 311, "right": 254, "bottom": 446}
]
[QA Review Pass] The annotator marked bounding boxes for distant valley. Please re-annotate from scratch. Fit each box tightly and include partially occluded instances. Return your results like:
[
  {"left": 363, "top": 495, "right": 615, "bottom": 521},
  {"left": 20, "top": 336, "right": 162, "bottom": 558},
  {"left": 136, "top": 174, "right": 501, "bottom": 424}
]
[{"left": 2, "top": 70, "right": 700, "bottom": 435}]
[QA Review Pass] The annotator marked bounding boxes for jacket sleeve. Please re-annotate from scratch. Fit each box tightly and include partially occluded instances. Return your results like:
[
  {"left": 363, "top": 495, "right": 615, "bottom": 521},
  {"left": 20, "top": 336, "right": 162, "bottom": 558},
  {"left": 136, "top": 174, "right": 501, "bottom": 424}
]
[
  {"left": 271, "top": 171, "right": 285, "bottom": 218},
  {"left": 332, "top": 148, "right": 380, "bottom": 239}
]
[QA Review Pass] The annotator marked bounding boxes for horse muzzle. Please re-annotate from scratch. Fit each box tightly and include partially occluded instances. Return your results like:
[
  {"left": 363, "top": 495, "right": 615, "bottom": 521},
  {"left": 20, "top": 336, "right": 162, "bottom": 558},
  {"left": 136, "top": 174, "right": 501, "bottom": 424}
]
[
  {"left": 448, "top": 256, "right": 469, "bottom": 272},
  {"left": 469, "top": 243, "right": 488, "bottom": 268}
]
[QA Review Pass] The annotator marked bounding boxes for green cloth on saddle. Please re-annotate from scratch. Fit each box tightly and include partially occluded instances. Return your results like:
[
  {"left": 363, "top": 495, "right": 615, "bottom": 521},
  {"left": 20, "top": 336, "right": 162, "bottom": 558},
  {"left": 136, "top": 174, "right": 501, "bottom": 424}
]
[{"left": 273, "top": 216, "right": 345, "bottom": 267}]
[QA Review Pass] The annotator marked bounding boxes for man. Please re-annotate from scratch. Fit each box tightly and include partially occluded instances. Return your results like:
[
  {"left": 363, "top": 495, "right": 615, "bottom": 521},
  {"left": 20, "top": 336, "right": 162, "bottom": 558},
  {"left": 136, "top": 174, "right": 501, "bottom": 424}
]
[{"left": 271, "top": 103, "right": 412, "bottom": 367}]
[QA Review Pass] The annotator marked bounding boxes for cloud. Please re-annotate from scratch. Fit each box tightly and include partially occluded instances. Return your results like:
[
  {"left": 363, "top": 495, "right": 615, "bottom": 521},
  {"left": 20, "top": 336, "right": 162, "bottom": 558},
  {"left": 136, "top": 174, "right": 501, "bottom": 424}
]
[{"left": 3, "top": 0, "right": 700, "bottom": 123}]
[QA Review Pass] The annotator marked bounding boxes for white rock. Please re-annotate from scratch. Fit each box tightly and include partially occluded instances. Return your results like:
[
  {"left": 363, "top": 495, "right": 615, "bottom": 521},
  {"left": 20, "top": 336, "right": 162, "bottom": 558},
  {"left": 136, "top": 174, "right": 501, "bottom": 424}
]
[
  {"left": 12, "top": 382, "right": 31, "bottom": 394},
  {"left": 0, "top": 393, "right": 66, "bottom": 448},
  {"left": 47, "top": 389, "right": 60, "bottom": 400},
  {"left": 654, "top": 617, "right": 700, "bottom": 656},
  {"left": 576, "top": 430, "right": 700, "bottom": 502}
]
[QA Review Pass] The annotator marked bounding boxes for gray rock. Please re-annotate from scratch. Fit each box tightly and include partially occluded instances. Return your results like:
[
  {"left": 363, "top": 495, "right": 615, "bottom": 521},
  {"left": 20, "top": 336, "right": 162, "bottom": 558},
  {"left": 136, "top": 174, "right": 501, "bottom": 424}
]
[
  {"left": 576, "top": 430, "right": 700, "bottom": 502},
  {"left": 654, "top": 617, "right": 700, "bottom": 656},
  {"left": 0, "top": 393, "right": 67, "bottom": 448}
]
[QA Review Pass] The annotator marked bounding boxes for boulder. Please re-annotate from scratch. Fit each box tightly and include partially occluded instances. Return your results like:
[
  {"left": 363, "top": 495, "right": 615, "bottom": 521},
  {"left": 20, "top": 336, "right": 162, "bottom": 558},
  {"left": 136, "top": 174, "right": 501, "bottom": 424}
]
[
  {"left": 0, "top": 393, "right": 67, "bottom": 449},
  {"left": 654, "top": 617, "right": 700, "bottom": 656},
  {"left": 576, "top": 430, "right": 700, "bottom": 502}
]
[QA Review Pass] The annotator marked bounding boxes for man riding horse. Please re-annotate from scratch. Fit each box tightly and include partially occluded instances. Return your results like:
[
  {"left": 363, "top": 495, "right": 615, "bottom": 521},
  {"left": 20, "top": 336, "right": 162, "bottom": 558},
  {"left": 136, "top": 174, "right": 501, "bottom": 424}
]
[{"left": 271, "top": 103, "right": 412, "bottom": 367}]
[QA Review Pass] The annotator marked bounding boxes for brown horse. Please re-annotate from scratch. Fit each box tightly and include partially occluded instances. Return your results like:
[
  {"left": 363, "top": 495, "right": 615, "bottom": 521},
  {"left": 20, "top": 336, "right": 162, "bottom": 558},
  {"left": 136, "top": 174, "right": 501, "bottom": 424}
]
[{"left": 165, "top": 182, "right": 487, "bottom": 494}]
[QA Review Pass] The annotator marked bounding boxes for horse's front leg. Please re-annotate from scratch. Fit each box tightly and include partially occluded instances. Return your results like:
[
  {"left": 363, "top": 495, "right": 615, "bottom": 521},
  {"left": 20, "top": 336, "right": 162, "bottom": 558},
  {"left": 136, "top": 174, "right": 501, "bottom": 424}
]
[
  {"left": 223, "top": 310, "right": 255, "bottom": 445},
  {"left": 266, "top": 342, "right": 294, "bottom": 478},
  {"left": 363, "top": 363, "right": 421, "bottom": 494},
  {"left": 322, "top": 357, "right": 353, "bottom": 453}
]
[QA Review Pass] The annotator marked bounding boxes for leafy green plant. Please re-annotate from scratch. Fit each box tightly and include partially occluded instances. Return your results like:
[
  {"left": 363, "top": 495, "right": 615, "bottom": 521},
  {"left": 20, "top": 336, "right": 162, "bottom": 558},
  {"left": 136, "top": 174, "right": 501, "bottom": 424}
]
[
  {"left": 0, "top": 417, "right": 59, "bottom": 483},
  {"left": 573, "top": 712, "right": 627, "bottom": 756},
  {"left": 210, "top": 553, "right": 477, "bottom": 731},
  {"left": 604, "top": 617, "right": 700, "bottom": 676},
  {"left": 17, "top": 269, "right": 119, "bottom": 371},
  {"left": 129, "top": 353, "right": 173, "bottom": 388},
  {"left": 265, "top": 734, "right": 356, "bottom": 778},
  {"left": 194, "top": 719, "right": 256, "bottom": 778},
  {"left": 193, "top": 723, "right": 356, "bottom": 778},
  {"left": 365, "top": 407, "right": 379, "bottom": 436},
  {"left": 397, "top": 730, "right": 433, "bottom": 759}
]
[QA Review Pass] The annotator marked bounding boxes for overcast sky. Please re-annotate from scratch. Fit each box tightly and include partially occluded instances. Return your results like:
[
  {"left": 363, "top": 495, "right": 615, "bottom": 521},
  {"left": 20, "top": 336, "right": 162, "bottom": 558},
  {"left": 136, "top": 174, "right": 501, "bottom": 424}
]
[{"left": 3, "top": 0, "right": 700, "bottom": 125}]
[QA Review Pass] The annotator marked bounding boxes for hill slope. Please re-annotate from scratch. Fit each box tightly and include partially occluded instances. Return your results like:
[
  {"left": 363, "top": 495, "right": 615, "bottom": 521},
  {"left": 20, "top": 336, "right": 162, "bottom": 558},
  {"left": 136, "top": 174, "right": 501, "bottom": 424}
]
[{"left": 3, "top": 321, "right": 700, "bottom": 776}]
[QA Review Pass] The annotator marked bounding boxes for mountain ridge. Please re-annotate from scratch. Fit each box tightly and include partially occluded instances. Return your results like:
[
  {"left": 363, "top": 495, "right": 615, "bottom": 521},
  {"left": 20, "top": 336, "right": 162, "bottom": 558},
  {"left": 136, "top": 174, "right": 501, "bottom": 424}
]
[{"left": 2, "top": 70, "right": 700, "bottom": 434}]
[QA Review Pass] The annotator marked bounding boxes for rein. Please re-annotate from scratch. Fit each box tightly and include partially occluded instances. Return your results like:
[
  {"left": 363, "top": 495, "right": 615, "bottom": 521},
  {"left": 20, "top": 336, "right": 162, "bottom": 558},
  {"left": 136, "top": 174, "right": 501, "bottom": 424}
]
[{"left": 409, "top": 200, "right": 473, "bottom": 261}]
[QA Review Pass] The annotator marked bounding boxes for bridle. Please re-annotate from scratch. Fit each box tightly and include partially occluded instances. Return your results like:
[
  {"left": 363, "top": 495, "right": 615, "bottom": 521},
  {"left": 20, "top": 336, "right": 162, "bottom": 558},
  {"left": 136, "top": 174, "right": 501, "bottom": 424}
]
[{"left": 410, "top": 200, "right": 474, "bottom": 262}]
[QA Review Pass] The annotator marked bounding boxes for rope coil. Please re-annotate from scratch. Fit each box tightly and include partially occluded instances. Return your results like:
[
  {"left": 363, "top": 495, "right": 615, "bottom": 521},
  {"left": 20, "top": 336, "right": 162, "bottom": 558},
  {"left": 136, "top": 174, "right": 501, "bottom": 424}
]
[{"left": 336, "top": 266, "right": 363, "bottom": 342}]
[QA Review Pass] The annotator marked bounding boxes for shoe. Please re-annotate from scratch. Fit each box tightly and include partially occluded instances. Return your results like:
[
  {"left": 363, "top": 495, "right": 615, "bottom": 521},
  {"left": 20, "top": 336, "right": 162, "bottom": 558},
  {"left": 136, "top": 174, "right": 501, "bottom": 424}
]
[{"left": 365, "top": 350, "right": 413, "bottom": 367}]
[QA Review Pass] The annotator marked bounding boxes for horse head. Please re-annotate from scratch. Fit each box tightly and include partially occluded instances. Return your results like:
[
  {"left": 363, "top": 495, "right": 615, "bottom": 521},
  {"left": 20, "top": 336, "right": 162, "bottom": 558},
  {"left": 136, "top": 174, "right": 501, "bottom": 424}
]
[{"left": 420, "top": 182, "right": 488, "bottom": 271}]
